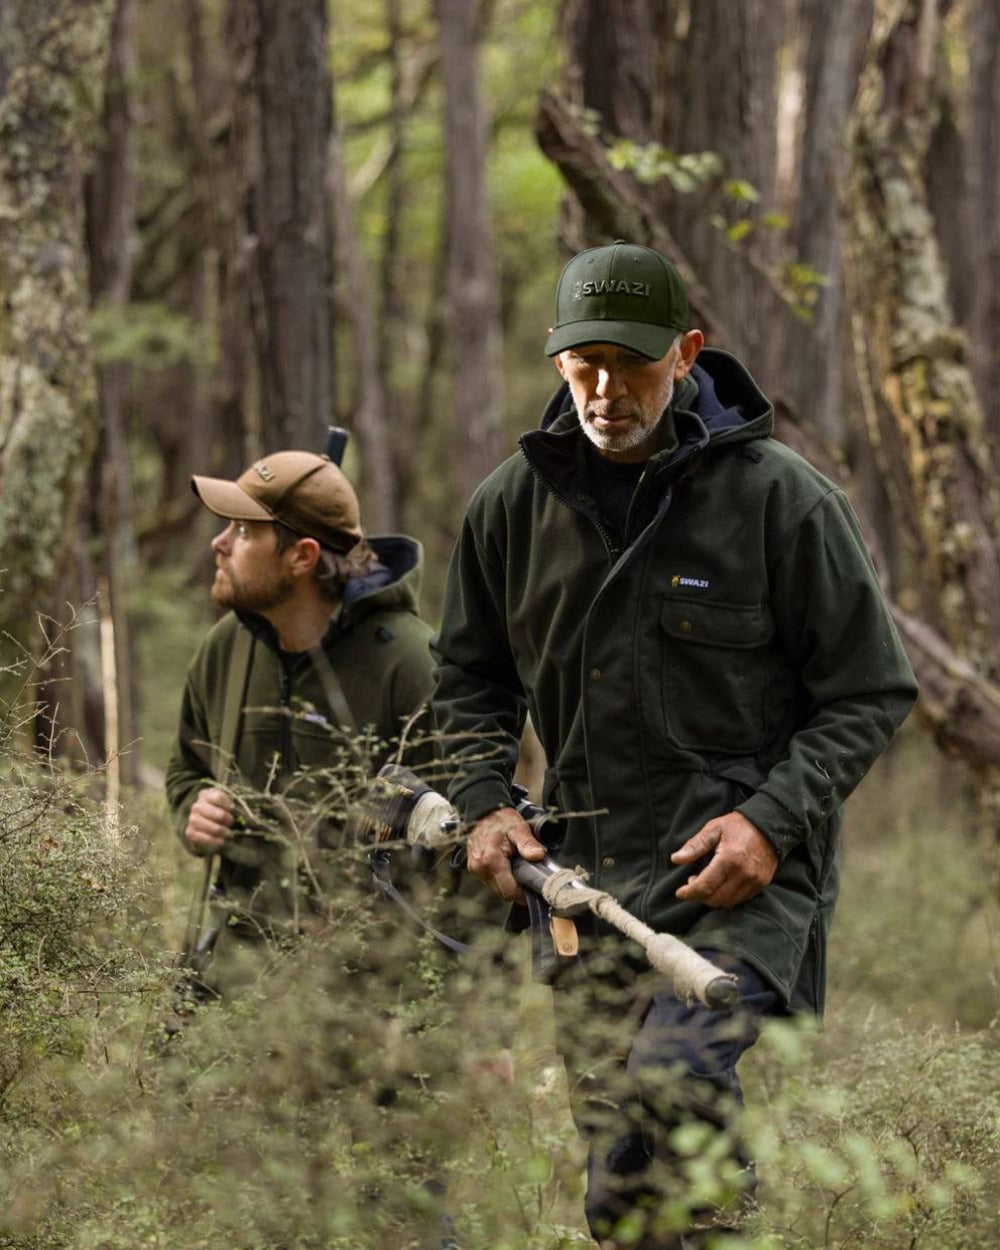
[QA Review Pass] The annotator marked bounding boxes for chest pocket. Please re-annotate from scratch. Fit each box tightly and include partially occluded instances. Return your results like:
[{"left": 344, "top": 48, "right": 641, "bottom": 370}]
[{"left": 659, "top": 598, "right": 775, "bottom": 754}]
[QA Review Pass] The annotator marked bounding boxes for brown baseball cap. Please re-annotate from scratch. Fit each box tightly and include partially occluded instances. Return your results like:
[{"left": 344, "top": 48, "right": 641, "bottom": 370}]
[{"left": 191, "top": 451, "right": 363, "bottom": 553}]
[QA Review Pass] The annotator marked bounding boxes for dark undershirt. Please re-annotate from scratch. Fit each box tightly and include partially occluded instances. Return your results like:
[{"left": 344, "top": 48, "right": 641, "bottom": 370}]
[
  {"left": 584, "top": 444, "right": 645, "bottom": 546},
  {"left": 584, "top": 409, "right": 681, "bottom": 545}
]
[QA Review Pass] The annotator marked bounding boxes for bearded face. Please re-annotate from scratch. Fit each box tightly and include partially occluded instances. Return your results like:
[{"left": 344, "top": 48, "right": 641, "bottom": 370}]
[
  {"left": 556, "top": 339, "right": 682, "bottom": 464},
  {"left": 210, "top": 521, "right": 296, "bottom": 613}
]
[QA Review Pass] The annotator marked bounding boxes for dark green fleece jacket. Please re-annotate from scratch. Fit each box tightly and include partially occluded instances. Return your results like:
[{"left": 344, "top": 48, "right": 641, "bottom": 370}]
[
  {"left": 166, "top": 535, "right": 435, "bottom": 916},
  {"left": 431, "top": 350, "right": 918, "bottom": 1011}
]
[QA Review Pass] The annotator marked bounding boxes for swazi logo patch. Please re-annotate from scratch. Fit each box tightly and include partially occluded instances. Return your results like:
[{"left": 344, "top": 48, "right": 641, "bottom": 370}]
[
  {"left": 572, "top": 279, "right": 651, "bottom": 300},
  {"left": 253, "top": 460, "right": 276, "bottom": 482},
  {"left": 671, "top": 575, "right": 710, "bottom": 590}
]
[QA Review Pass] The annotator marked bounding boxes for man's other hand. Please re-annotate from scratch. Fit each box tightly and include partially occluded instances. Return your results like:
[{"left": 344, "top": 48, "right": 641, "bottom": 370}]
[
  {"left": 184, "top": 787, "right": 234, "bottom": 855},
  {"left": 466, "top": 806, "right": 546, "bottom": 903},
  {"left": 671, "top": 810, "right": 778, "bottom": 908}
]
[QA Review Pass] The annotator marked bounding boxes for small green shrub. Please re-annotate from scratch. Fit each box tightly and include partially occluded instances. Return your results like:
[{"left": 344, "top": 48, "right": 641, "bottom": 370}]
[
  {"left": 0, "top": 631, "right": 168, "bottom": 1107},
  {"left": 744, "top": 1016, "right": 1000, "bottom": 1250}
]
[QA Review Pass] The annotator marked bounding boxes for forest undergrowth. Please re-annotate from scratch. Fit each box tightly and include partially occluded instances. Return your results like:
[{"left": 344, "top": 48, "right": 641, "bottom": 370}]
[{"left": 1, "top": 666, "right": 997, "bottom": 1250}]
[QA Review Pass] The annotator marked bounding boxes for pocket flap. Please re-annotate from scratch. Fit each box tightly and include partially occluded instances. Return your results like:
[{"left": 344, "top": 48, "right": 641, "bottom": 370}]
[{"left": 660, "top": 598, "right": 775, "bottom": 648}]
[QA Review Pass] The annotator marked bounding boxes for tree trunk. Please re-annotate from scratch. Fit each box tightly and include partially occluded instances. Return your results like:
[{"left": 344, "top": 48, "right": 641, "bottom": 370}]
[
  {"left": 327, "top": 129, "right": 399, "bottom": 532},
  {"left": 84, "top": 0, "right": 140, "bottom": 785},
  {"left": 435, "top": 0, "right": 505, "bottom": 504},
  {"left": 559, "top": 0, "right": 658, "bottom": 142},
  {"left": 778, "top": 0, "right": 873, "bottom": 444},
  {"left": 966, "top": 0, "right": 1000, "bottom": 440},
  {"left": 0, "top": 0, "right": 115, "bottom": 666},
  {"left": 378, "top": 0, "right": 407, "bottom": 384},
  {"left": 556, "top": 0, "right": 669, "bottom": 253},
  {"left": 846, "top": 0, "right": 1000, "bottom": 830},
  {"left": 227, "top": 0, "right": 336, "bottom": 452},
  {"left": 660, "top": 0, "right": 783, "bottom": 371}
]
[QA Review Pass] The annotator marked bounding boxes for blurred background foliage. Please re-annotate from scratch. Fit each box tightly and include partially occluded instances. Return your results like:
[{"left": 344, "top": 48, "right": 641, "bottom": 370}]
[{"left": 2, "top": 0, "right": 1000, "bottom": 1245}]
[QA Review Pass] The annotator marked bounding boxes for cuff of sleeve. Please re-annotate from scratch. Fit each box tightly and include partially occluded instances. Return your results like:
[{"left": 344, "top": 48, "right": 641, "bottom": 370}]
[
  {"left": 736, "top": 790, "right": 807, "bottom": 860},
  {"left": 450, "top": 778, "right": 514, "bottom": 827}
]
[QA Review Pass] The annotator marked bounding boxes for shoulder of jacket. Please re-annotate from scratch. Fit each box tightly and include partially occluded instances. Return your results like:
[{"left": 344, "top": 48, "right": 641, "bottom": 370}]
[
  {"left": 717, "top": 436, "right": 842, "bottom": 502},
  {"left": 186, "top": 612, "right": 248, "bottom": 676},
  {"left": 336, "top": 609, "right": 433, "bottom": 669},
  {"left": 468, "top": 449, "right": 533, "bottom": 505},
  {"left": 362, "top": 609, "right": 434, "bottom": 647}
]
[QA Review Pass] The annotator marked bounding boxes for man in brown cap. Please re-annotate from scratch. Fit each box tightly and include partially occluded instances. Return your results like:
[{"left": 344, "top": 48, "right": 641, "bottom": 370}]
[{"left": 166, "top": 450, "right": 437, "bottom": 999}]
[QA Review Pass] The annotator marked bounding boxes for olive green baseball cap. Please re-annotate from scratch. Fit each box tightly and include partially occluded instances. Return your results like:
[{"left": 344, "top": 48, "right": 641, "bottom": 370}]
[
  {"left": 192, "top": 451, "right": 363, "bottom": 553},
  {"left": 544, "top": 240, "right": 689, "bottom": 359}
]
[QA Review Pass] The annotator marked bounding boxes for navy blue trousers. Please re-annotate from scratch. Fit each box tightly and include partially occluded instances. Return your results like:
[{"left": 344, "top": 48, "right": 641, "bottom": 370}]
[{"left": 551, "top": 950, "right": 780, "bottom": 1248}]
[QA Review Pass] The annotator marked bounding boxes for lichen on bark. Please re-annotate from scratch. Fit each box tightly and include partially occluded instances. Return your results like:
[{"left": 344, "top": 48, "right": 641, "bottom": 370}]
[
  {"left": 847, "top": 0, "right": 1000, "bottom": 680},
  {"left": 0, "top": 0, "right": 115, "bottom": 639}
]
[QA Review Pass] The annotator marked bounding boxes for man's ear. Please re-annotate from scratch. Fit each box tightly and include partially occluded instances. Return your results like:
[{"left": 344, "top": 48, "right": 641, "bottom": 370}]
[
  {"left": 287, "top": 536, "right": 321, "bottom": 578},
  {"left": 553, "top": 352, "right": 568, "bottom": 380},
  {"left": 673, "top": 329, "right": 705, "bottom": 380}
]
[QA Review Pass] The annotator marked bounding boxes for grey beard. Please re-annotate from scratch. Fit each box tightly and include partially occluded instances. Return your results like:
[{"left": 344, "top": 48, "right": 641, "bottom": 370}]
[{"left": 577, "top": 372, "right": 675, "bottom": 455}]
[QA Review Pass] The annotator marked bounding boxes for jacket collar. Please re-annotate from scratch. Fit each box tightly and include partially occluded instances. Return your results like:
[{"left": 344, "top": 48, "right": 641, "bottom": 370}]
[
  {"left": 524, "top": 347, "right": 773, "bottom": 493},
  {"left": 234, "top": 533, "right": 425, "bottom": 655}
]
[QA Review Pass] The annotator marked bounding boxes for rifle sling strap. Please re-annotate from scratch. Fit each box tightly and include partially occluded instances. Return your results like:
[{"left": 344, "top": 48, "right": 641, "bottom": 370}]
[
  {"left": 370, "top": 851, "right": 472, "bottom": 957},
  {"left": 217, "top": 625, "right": 255, "bottom": 785}
]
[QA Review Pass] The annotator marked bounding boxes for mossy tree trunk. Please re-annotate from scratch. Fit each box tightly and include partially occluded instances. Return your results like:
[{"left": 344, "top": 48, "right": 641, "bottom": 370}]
[
  {"left": 846, "top": 0, "right": 1000, "bottom": 831},
  {"left": 0, "top": 0, "right": 115, "bottom": 692},
  {"left": 967, "top": 0, "right": 1000, "bottom": 439}
]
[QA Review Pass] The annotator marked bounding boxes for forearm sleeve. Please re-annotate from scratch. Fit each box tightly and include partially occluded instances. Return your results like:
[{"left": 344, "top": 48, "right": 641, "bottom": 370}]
[
  {"left": 738, "top": 490, "right": 918, "bottom": 855},
  {"left": 431, "top": 512, "right": 526, "bottom": 823}
]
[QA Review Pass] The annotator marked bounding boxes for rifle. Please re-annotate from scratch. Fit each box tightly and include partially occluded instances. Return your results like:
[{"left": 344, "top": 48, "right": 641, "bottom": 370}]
[{"left": 361, "top": 764, "right": 739, "bottom": 1012}]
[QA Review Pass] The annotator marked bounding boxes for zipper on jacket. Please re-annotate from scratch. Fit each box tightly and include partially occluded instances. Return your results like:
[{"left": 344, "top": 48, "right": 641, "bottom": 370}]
[
  {"left": 280, "top": 661, "right": 294, "bottom": 774},
  {"left": 519, "top": 447, "right": 621, "bottom": 560},
  {"left": 621, "top": 437, "right": 706, "bottom": 547},
  {"left": 622, "top": 466, "right": 650, "bottom": 548}
]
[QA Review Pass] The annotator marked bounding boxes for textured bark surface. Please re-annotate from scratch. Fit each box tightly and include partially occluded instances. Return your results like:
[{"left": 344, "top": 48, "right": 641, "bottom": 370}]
[
  {"left": 84, "top": 0, "right": 139, "bottom": 782},
  {"left": 0, "top": 0, "right": 115, "bottom": 644},
  {"left": 779, "top": 0, "right": 873, "bottom": 443},
  {"left": 660, "top": 0, "right": 783, "bottom": 371},
  {"left": 327, "top": 131, "right": 398, "bottom": 532},
  {"left": 559, "top": 0, "right": 658, "bottom": 142},
  {"left": 967, "top": 0, "right": 1000, "bottom": 439},
  {"left": 436, "top": 0, "right": 505, "bottom": 500},
  {"left": 227, "top": 0, "right": 335, "bottom": 451},
  {"left": 847, "top": 0, "right": 1000, "bottom": 775}
]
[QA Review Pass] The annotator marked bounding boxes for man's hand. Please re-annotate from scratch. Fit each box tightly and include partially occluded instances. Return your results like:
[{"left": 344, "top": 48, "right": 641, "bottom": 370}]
[
  {"left": 466, "top": 806, "right": 546, "bottom": 903},
  {"left": 671, "top": 811, "right": 778, "bottom": 908},
  {"left": 184, "top": 787, "right": 234, "bottom": 856}
]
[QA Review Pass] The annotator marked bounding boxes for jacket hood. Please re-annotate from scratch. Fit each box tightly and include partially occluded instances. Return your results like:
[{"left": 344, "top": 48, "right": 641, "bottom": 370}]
[
  {"left": 537, "top": 347, "right": 773, "bottom": 450},
  {"left": 344, "top": 534, "right": 424, "bottom": 618},
  {"left": 236, "top": 533, "right": 425, "bottom": 650}
]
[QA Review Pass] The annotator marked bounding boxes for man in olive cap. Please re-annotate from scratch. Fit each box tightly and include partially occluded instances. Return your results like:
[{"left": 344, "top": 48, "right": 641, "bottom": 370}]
[
  {"left": 166, "top": 450, "right": 436, "bottom": 999},
  {"left": 432, "top": 242, "right": 917, "bottom": 1247}
]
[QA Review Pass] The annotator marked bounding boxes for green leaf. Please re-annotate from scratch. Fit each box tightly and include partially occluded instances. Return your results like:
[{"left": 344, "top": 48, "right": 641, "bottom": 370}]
[
  {"left": 727, "top": 219, "right": 754, "bottom": 242},
  {"left": 724, "top": 178, "right": 760, "bottom": 203}
]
